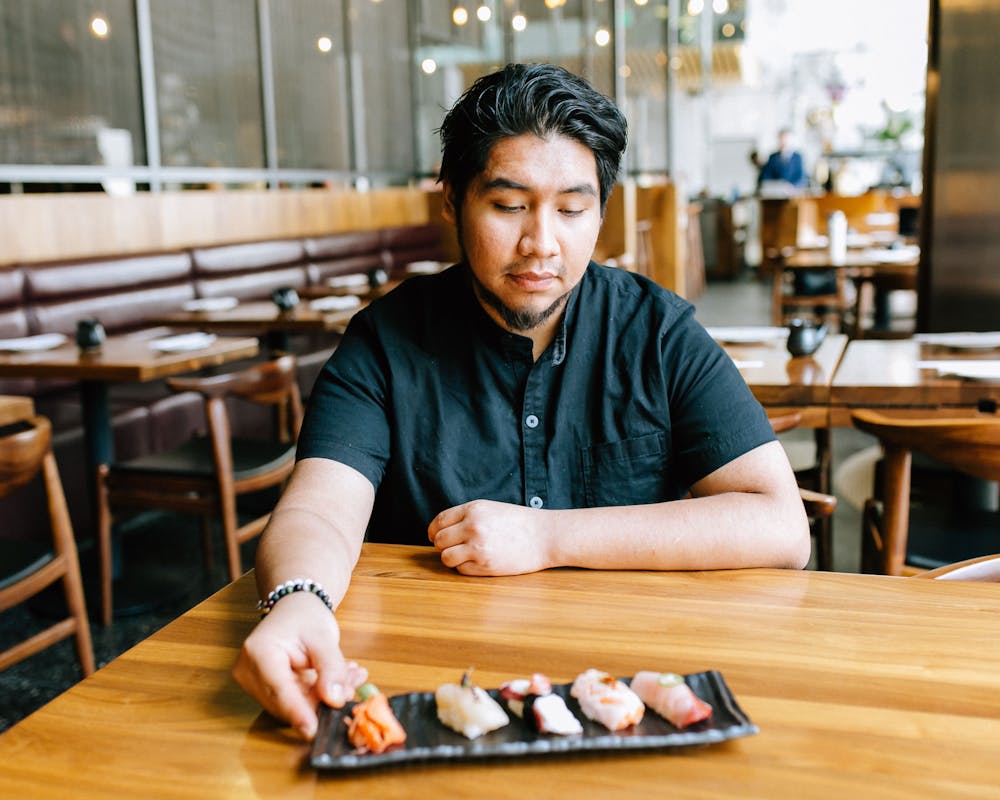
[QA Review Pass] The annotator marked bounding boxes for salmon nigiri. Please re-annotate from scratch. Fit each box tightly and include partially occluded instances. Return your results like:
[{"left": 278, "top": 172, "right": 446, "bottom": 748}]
[
  {"left": 344, "top": 683, "right": 407, "bottom": 754},
  {"left": 629, "top": 671, "right": 712, "bottom": 729}
]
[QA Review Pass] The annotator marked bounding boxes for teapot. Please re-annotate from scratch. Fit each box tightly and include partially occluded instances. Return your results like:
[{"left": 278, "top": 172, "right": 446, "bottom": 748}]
[
  {"left": 786, "top": 319, "right": 828, "bottom": 357},
  {"left": 270, "top": 286, "right": 300, "bottom": 311}
]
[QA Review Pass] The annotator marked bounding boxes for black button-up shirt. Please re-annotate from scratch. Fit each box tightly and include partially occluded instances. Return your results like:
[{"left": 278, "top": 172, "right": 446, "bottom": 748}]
[{"left": 298, "top": 262, "right": 774, "bottom": 545}]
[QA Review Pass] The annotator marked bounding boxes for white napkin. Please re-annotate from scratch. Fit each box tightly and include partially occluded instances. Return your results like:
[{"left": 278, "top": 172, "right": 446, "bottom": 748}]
[
  {"left": 327, "top": 273, "right": 369, "bottom": 289},
  {"left": 182, "top": 296, "right": 238, "bottom": 312},
  {"left": 914, "top": 332, "right": 1000, "bottom": 350},
  {"left": 405, "top": 260, "right": 444, "bottom": 274},
  {"left": 917, "top": 360, "right": 1000, "bottom": 380},
  {"left": 862, "top": 246, "right": 919, "bottom": 263},
  {"left": 732, "top": 359, "right": 765, "bottom": 369},
  {"left": 309, "top": 295, "right": 362, "bottom": 312},
  {"left": 149, "top": 332, "right": 218, "bottom": 353},
  {"left": 0, "top": 333, "right": 68, "bottom": 352},
  {"left": 705, "top": 326, "right": 788, "bottom": 344}
]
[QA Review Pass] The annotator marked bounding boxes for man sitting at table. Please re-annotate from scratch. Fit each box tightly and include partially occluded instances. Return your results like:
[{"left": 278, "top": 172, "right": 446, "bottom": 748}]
[{"left": 233, "top": 63, "right": 810, "bottom": 739}]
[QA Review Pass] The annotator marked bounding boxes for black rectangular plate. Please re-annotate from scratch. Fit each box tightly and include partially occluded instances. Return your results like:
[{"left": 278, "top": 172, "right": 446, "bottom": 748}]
[{"left": 310, "top": 670, "right": 757, "bottom": 770}]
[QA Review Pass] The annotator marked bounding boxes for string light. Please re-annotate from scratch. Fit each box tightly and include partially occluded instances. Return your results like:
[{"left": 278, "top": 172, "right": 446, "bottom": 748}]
[
  {"left": 687, "top": 0, "right": 704, "bottom": 14},
  {"left": 316, "top": 36, "right": 332, "bottom": 53},
  {"left": 452, "top": 6, "right": 468, "bottom": 25},
  {"left": 476, "top": 4, "right": 491, "bottom": 22},
  {"left": 713, "top": 0, "right": 729, "bottom": 13},
  {"left": 90, "top": 16, "right": 109, "bottom": 37},
  {"left": 512, "top": 13, "right": 526, "bottom": 31},
  {"left": 594, "top": 28, "right": 611, "bottom": 47},
  {"left": 421, "top": 58, "right": 437, "bottom": 74}
]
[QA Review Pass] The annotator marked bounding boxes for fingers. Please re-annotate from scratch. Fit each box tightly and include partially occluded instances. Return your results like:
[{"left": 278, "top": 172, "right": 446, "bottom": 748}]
[
  {"left": 428, "top": 503, "right": 466, "bottom": 546},
  {"left": 233, "top": 638, "right": 321, "bottom": 740}
]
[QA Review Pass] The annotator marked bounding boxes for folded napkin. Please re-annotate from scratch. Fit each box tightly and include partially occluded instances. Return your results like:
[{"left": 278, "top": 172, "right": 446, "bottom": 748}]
[
  {"left": 327, "top": 273, "right": 369, "bottom": 289},
  {"left": 0, "top": 333, "right": 68, "bottom": 352},
  {"left": 405, "top": 260, "right": 445, "bottom": 274},
  {"left": 309, "top": 295, "right": 362, "bottom": 312},
  {"left": 917, "top": 360, "right": 1000, "bottom": 380},
  {"left": 182, "top": 296, "right": 238, "bottom": 312},
  {"left": 914, "top": 332, "right": 1000, "bottom": 350},
  {"left": 705, "top": 326, "right": 787, "bottom": 344},
  {"left": 149, "top": 332, "right": 218, "bottom": 353}
]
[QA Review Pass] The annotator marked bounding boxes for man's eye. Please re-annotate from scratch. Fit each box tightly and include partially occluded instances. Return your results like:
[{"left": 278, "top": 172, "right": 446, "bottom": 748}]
[
  {"left": 561, "top": 209, "right": 585, "bottom": 217},
  {"left": 494, "top": 203, "right": 521, "bottom": 213}
]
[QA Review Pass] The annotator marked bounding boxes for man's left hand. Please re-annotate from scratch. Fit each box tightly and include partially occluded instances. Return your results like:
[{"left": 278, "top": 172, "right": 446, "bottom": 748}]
[{"left": 428, "top": 499, "right": 552, "bottom": 575}]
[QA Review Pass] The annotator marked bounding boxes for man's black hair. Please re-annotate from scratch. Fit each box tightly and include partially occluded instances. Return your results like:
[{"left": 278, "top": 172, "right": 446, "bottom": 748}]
[{"left": 437, "top": 63, "right": 627, "bottom": 214}]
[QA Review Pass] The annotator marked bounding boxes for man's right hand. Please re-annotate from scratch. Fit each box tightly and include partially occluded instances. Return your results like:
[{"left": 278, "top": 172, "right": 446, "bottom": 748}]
[{"left": 231, "top": 591, "right": 367, "bottom": 740}]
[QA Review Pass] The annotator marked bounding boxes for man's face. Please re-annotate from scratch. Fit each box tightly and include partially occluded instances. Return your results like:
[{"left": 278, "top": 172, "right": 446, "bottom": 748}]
[{"left": 442, "top": 133, "right": 603, "bottom": 335}]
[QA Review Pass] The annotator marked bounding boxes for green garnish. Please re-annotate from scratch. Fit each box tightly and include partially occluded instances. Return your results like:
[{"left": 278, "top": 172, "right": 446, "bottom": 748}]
[
  {"left": 657, "top": 672, "right": 685, "bottom": 687},
  {"left": 356, "top": 682, "right": 379, "bottom": 701}
]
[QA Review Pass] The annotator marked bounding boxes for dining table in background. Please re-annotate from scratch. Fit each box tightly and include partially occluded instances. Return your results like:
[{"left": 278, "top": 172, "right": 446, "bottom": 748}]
[
  {"left": 1, "top": 543, "right": 998, "bottom": 798},
  {"left": 829, "top": 337, "right": 1000, "bottom": 426},
  {"left": 0, "top": 331, "right": 260, "bottom": 467},
  {"left": 149, "top": 300, "right": 365, "bottom": 352},
  {"left": 0, "top": 394, "right": 34, "bottom": 426}
]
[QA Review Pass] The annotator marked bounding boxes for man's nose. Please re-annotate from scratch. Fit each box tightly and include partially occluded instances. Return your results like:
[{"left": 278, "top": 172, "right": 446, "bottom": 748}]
[{"left": 519, "top": 209, "right": 559, "bottom": 258}]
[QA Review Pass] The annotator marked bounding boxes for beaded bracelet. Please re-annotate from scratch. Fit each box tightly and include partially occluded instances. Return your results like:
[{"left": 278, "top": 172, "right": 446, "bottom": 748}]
[{"left": 257, "top": 578, "right": 333, "bottom": 618}]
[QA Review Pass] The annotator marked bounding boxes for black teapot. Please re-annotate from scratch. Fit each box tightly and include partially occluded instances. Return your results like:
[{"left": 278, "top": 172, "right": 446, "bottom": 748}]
[
  {"left": 786, "top": 319, "right": 828, "bottom": 357},
  {"left": 75, "top": 317, "right": 106, "bottom": 352},
  {"left": 270, "top": 286, "right": 300, "bottom": 311}
]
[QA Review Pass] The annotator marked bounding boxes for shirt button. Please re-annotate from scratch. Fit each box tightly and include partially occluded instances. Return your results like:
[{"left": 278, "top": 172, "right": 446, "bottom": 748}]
[
  {"left": 529, "top": 496, "right": 544, "bottom": 509},
  {"left": 525, "top": 414, "right": 539, "bottom": 428}
]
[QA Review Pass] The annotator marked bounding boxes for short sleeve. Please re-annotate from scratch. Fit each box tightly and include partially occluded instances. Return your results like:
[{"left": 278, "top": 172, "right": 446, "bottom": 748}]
[
  {"left": 662, "top": 311, "right": 776, "bottom": 485},
  {"left": 295, "top": 313, "right": 391, "bottom": 488}
]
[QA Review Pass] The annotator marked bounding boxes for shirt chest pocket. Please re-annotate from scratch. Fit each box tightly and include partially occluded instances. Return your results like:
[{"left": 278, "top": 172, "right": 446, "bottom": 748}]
[{"left": 581, "top": 431, "right": 670, "bottom": 508}]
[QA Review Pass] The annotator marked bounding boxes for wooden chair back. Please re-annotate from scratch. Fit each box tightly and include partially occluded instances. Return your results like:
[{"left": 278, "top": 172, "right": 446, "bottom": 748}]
[
  {"left": 0, "top": 415, "right": 95, "bottom": 675},
  {"left": 850, "top": 409, "right": 1000, "bottom": 576}
]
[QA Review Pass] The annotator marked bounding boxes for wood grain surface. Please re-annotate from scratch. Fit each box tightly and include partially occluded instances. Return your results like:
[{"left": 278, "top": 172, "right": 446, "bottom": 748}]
[{"left": 1, "top": 544, "right": 999, "bottom": 798}]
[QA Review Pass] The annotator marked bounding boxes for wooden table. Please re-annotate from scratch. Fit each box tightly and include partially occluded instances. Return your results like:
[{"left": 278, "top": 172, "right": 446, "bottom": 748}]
[
  {"left": 0, "top": 394, "right": 34, "bottom": 426},
  {"left": 0, "top": 332, "right": 259, "bottom": 465},
  {"left": 2, "top": 543, "right": 999, "bottom": 798},
  {"left": 150, "top": 301, "right": 363, "bottom": 351},
  {"left": 830, "top": 339, "right": 1000, "bottom": 426}
]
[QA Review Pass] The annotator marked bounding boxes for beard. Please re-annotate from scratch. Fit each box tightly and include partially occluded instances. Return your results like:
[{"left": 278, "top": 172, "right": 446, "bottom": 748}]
[{"left": 469, "top": 270, "right": 571, "bottom": 333}]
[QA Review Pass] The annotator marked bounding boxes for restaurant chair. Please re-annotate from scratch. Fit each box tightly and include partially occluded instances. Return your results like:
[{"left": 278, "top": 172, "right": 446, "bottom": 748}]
[
  {"left": 915, "top": 553, "right": 1000, "bottom": 582},
  {"left": 769, "top": 412, "right": 837, "bottom": 570},
  {"left": 95, "top": 355, "right": 303, "bottom": 624},
  {"left": 851, "top": 409, "right": 1000, "bottom": 576},
  {"left": 771, "top": 262, "right": 848, "bottom": 331},
  {"left": 0, "top": 415, "right": 95, "bottom": 676}
]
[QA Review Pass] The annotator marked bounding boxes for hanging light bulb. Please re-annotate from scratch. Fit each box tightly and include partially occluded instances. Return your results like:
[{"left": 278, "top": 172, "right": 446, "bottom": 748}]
[
  {"left": 421, "top": 58, "right": 437, "bottom": 75},
  {"left": 452, "top": 6, "right": 469, "bottom": 25},
  {"left": 713, "top": 0, "right": 729, "bottom": 13},
  {"left": 687, "top": 0, "right": 704, "bottom": 14},
  {"left": 316, "top": 35, "right": 332, "bottom": 53},
  {"left": 476, "top": 4, "right": 491, "bottom": 22},
  {"left": 634, "top": 0, "right": 649, "bottom": 6},
  {"left": 90, "top": 16, "right": 109, "bottom": 37},
  {"left": 594, "top": 28, "right": 611, "bottom": 47},
  {"left": 512, "top": 13, "right": 527, "bottom": 31}
]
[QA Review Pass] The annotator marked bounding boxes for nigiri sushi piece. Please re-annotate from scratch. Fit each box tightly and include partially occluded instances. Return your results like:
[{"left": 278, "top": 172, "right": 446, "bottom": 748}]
[
  {"left": 569, "top": 668, "right": 644, "bottom": 731},
  {"left": 629, "top": 671, "right": 713, "bottom": 729},
  {"left": 344, "top": 683, "right": 407, "bottom": 754},
  {"left": 435, "top": 670, "right": 510, "bottom": 739},
  {"left": 499, "top": 673, "right": 583, "bottom": 735}
]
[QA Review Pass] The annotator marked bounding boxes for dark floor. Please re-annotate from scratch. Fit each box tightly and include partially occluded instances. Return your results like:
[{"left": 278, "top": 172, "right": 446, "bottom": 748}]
[{"left": 1, "top": 269, "right": 876, "bottom": 735}]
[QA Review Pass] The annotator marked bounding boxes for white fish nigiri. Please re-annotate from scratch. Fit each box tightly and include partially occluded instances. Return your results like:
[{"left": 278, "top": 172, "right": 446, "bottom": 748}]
[
  {"left": 569, "top": 669, "right": 644, "bottom": 731},
  {"left": 435, "top": 671, "right": 510, "bottom": 740},
  {"left": 629, "top": 671, "right": 713, "bottom": 729},
  {"left": 499, "top": 673, "right": 583, "bottom": 735}
]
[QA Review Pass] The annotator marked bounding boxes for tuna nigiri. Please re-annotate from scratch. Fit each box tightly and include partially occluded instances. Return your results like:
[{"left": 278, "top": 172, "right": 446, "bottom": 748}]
[
  {"left": 344, "top": 683, "right": 407, "bottom": 754},
  {"left": 629, "top": 671, "right": 713, "bottom": 729},
  {"left": 435, "top": 670, "right": 510, "bottom": 740},
  {"left": 569, "top": 668, "right": 644, "bottom": 731},
  {"left": 499, "top": 673, "right": 583, "bottom": 735}
]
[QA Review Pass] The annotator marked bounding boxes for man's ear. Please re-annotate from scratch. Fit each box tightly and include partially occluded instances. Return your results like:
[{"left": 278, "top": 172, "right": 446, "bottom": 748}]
[{"left": 441, "top": 183, "right": 457, "bottom": 225}]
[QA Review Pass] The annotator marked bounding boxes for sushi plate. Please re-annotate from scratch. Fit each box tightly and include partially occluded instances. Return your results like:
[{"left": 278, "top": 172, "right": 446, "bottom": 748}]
[{"left": 310, "top": 670, "right": 757, "bottom": 771}]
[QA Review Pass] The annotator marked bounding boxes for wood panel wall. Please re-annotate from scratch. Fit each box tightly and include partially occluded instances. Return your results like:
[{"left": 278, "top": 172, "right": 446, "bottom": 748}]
[{"left": 0, "top": 187, "right": 443, "bottom": 266}]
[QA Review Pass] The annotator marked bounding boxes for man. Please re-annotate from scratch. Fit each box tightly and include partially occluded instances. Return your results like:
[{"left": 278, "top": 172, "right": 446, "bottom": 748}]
[
  {"left": 233, "top": 64, "right": 810, "bottom": 740},
  {"left": 756, "top": 128, "right": 807, "bottom": 189}
]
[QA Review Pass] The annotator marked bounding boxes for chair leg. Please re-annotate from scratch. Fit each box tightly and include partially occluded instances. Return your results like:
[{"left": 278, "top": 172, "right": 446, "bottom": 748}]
[
  {"left": 95, "top": 464, "right": 114, "bottom": 626},
  {"left": 219, "top": 497, "right": 243, "bottom": 583},
  {"left": 880, "top": 446, "right": 912, "bottom": 577}
]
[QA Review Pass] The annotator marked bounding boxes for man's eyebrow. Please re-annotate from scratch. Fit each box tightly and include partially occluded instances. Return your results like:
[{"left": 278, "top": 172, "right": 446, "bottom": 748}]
[{"left": 482, "top": 177, "right": 598, "bottom": 197}]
